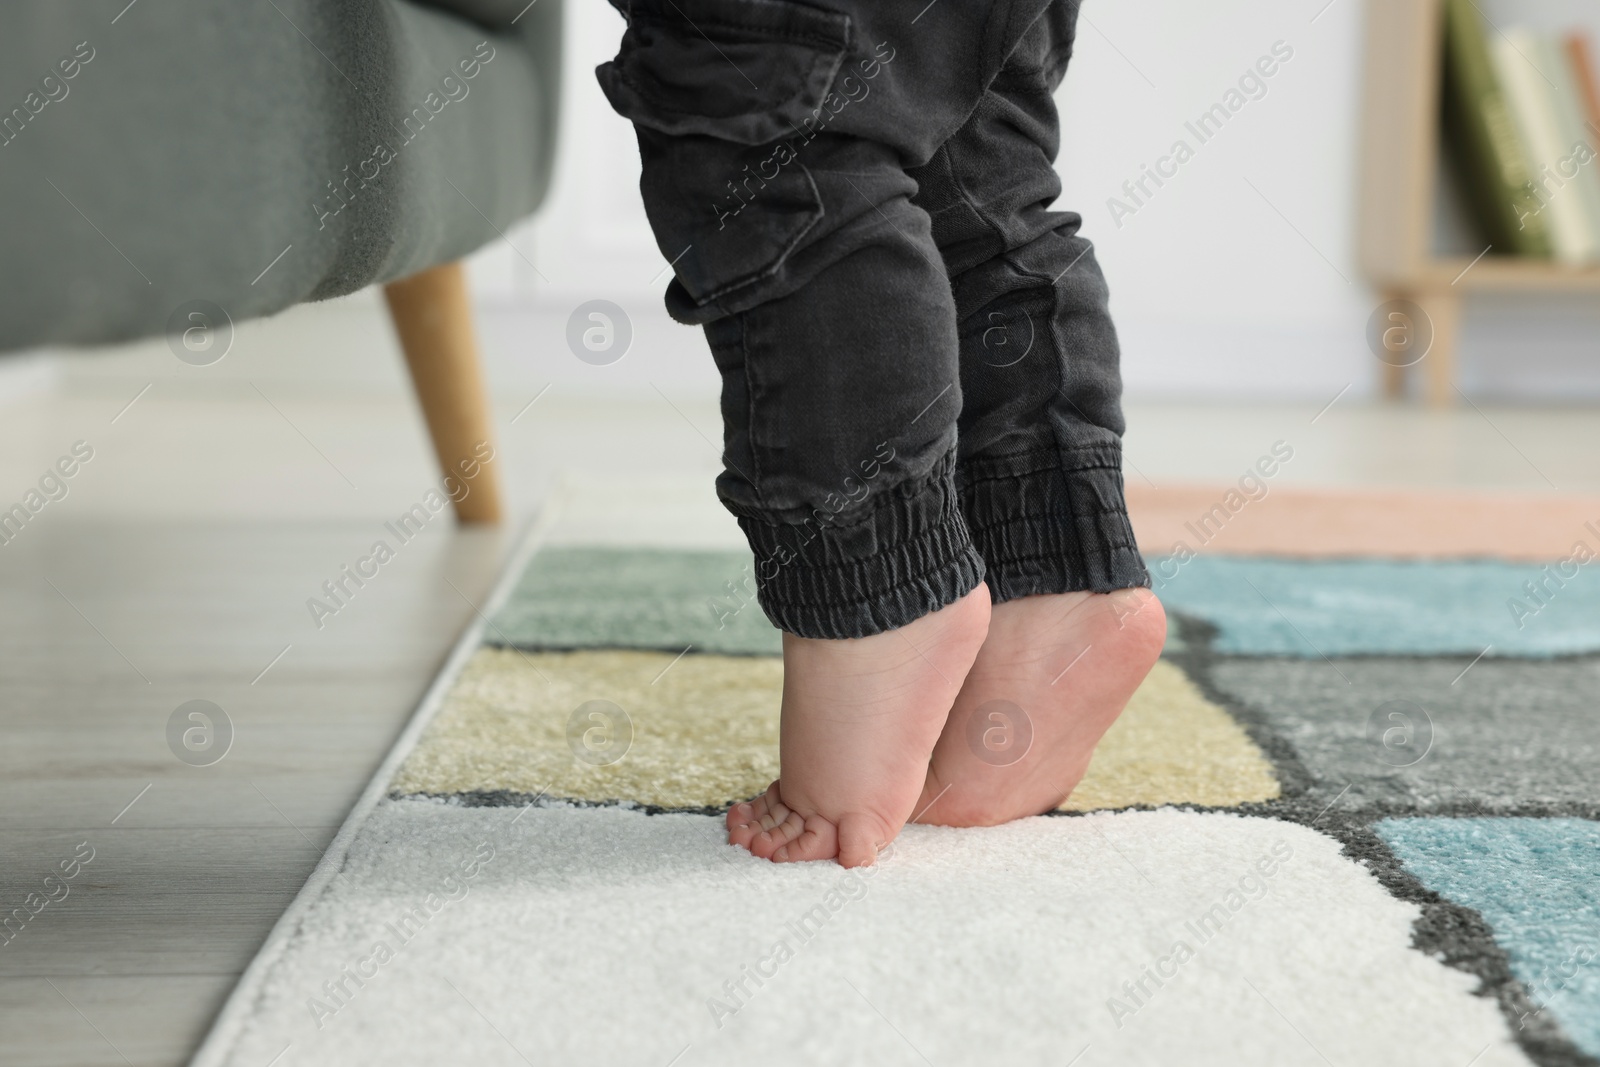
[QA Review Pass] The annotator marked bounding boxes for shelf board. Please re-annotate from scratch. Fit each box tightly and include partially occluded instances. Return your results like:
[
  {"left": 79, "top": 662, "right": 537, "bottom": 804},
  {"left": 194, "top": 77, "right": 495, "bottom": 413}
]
[{"left": 1398, "top": 257, "right": 1600, "bottom": 291}]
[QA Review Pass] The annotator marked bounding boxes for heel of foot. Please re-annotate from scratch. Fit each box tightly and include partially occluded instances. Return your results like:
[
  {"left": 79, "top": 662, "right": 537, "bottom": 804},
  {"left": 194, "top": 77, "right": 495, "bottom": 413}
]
[{"left": 1106, "top": 588, "right": 1167, "bottom": 652}]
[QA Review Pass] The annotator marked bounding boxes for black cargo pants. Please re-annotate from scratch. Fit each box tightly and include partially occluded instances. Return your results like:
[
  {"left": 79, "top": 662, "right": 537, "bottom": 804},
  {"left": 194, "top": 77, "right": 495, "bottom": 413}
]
[{"left": 599, "top": 0, "right": 1149, "bottom": 639}]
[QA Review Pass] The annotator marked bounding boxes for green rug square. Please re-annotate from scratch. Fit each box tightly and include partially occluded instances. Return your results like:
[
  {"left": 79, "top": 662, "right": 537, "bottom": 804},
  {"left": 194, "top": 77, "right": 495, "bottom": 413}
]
[{"left": 488, "top": 546, "right": 782, "bottom": 656}]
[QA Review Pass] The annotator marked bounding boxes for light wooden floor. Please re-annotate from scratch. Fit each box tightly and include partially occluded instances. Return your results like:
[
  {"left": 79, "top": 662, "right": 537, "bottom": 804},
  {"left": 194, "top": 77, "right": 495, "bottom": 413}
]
[
  {"left": 0, "top": 519, "right": 512, "bottom": 1066},
  {"left": 4, "top": 364, "right": 1599, "bottom": 1065}
]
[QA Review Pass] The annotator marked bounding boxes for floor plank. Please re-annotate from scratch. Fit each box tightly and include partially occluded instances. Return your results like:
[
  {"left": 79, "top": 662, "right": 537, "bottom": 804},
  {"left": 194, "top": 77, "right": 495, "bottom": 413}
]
[
  {"left": 0, "top": 975, "right": 232, "bottom": 1067},
  {"left": 0, "top": 517, "right": 515, "bottom": 1063}
]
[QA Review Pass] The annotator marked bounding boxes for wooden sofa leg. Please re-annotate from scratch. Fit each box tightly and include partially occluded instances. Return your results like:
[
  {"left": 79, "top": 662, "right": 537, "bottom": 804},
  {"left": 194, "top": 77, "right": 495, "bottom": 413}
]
[{"left": 383, "top": 261, "right": 503, "bottom": 524}]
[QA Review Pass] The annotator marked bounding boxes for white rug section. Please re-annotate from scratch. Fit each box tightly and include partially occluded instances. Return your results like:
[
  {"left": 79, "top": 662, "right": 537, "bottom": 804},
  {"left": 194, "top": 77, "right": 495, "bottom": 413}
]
[{"left": 204, "top": 804, "right": 1528, "bottom": 1067}]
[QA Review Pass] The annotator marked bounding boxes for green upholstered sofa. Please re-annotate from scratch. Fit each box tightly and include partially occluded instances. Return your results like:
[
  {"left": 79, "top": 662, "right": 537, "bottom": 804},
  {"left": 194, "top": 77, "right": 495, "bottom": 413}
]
[{"left": 0, "top": 0, "right": 564, "bottom": 520}]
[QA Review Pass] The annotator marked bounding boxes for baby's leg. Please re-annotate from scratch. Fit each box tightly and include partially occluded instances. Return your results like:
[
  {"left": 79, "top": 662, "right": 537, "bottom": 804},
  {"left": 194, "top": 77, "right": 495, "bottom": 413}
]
[
  {"left": 598, "top": 0, "right": 1045, "bottom": 863},
  {"left": 908, "top": 3, "right": 1166, "bottom": 826}
]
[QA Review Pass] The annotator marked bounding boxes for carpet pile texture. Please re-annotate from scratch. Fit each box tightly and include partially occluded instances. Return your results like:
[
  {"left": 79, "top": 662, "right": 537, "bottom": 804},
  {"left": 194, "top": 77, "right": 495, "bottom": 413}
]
[{"left": 192, "top": 504, "right": 1600, "bottom": 1067}]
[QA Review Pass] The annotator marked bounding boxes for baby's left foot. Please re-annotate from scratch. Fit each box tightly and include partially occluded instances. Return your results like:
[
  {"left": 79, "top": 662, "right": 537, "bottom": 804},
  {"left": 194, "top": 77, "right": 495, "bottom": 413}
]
[
  {"left": 726, "top": 586, "right": 991, "bottom": 867},
  {"left": 913, "top": 588, "right": 1166, "bottom": 827}
]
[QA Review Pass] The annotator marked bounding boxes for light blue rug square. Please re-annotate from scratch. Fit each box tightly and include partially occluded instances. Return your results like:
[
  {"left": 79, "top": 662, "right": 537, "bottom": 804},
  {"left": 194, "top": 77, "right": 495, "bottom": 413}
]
[
  {"left": 1377, "top": 817, "right": 1600, "bottom": 1057},
  {"left": 1154, "top": 557, "right": 1600, "bottom": 656}
]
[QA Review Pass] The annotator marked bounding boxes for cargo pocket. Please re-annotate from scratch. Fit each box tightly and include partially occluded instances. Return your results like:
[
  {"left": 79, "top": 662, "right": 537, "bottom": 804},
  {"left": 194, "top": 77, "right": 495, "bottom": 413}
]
[
  {"left": 599, "top": 0, "right": 850, "bottom": 144},
  {"left": 597, "top": 0, "right": 852, "bottom": 318}
]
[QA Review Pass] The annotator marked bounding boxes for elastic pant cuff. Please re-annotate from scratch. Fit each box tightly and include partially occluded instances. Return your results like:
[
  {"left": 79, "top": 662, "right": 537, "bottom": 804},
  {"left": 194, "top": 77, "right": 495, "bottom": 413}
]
[
  {"left": 734, "top": 451, "right": 987, "bottom": 639},
  {"left": 959, "top": 445, "right": 1149, "bottom": 603}
]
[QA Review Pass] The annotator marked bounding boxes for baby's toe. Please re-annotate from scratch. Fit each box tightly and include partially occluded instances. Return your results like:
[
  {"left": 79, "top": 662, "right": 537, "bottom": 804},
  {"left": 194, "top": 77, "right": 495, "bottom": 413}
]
[
  {"left": 725, "top": 800, "right": 754, "bottom": 833},
  {"left": 728, "top": 782, "right": 786, "bottom": 850},
  {"left": 837, "top": 812, "right": 892, "bottom": 868},
  {"left": 773, "top": 814, "right": 839, "bottom": 863},
  {"left": 749, "top": 809, "right": 806, "bottom": 860}
]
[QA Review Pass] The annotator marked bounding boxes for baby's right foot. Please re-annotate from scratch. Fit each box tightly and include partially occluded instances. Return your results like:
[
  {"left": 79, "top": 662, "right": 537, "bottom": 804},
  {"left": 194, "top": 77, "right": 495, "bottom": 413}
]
[
  {"left": 726, "top": 585, "right": 991, "bottom": 867},
  {"left": 913, "top": 588, "right": 1166, "bottom": 827}
]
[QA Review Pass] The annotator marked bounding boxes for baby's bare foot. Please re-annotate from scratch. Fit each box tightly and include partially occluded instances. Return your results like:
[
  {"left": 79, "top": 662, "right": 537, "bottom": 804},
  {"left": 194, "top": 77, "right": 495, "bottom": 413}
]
[
  {"left": 913, "top": 588, "right": 1165, "bottom": 827},
  {"left": 726, "top": 585, "right": 991, "bottom": 867}
]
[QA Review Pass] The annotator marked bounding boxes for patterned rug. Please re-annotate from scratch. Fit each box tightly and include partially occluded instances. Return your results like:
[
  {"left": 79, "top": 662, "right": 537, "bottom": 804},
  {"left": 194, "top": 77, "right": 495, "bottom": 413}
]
[{"left": 192, "top": 497, "right": 1600, "bottom": 1067}]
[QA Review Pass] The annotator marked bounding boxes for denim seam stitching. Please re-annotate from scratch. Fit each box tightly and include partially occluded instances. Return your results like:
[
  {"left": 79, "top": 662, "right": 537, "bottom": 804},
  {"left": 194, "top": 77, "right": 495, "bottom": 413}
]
[
  {"left": 738, "top": 310, "right": 765, "bottom": 510},
  {"left": 940, "top": 112, "right": 1011, "bottom": 278},
  {"left": 1033, "top": 251, "right": 1092, "bottom": 580},
  {"left": 699, "top": 164, "right": 826, "bottom": 311}
]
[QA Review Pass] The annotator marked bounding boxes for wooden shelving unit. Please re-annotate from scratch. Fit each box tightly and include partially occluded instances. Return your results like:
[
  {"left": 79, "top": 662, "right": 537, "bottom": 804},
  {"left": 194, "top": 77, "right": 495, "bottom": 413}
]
[{"left": 1358, "top": 0, "right": 1600, "bottom": 405}]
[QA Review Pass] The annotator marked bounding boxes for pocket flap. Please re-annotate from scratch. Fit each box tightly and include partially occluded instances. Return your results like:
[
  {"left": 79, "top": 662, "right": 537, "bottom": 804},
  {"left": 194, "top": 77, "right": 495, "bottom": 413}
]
[{"left": 599, "top": 0, "right": 851, "bottom": 145}]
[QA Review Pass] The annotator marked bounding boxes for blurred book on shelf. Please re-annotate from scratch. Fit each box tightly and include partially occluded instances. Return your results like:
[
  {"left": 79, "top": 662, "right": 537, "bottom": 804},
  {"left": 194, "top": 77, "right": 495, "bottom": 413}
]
[{"left": 1441, "top": 0, "right": 1600, "bottom": 265}]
